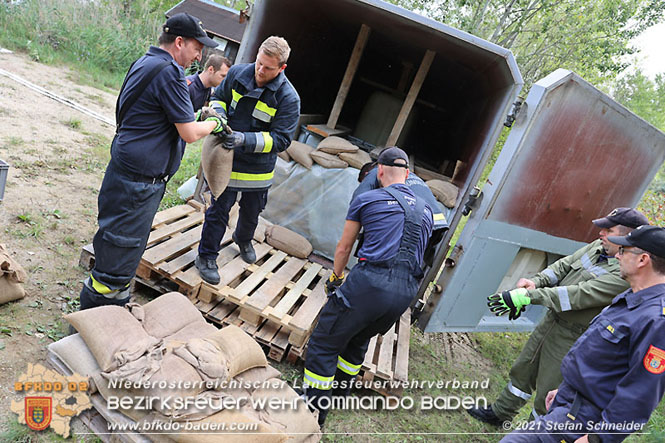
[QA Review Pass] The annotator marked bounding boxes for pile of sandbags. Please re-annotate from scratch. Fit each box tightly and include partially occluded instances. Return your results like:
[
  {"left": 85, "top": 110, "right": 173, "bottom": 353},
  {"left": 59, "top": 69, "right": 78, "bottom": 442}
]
[
  {"left": 57, "top": 292, "right": 320, "bottom": 442},
  {"left": 284, "top": 136, "right": 372, "bottom": 171},
  {"left": 0, "top": 244, "right": 27, "bottom": 305},
  {"left": 425, "top": 179, "right": 459, "bottom": 208}
]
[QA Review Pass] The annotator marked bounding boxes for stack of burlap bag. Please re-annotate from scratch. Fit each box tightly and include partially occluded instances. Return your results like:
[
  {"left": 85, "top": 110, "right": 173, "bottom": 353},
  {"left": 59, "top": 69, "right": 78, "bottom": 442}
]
[
  {"left": 51, "top": 292, "right": 320, "bottom": 442},
  {"left": 285, "top": 136, "right": 371, "bottom": 171},
  {"left": 0, "top": 244, "right": 27, "bottom": 305}
]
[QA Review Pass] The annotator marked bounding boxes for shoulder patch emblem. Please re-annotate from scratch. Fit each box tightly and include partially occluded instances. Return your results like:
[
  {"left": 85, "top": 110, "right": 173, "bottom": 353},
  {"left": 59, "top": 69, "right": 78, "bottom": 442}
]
[{"left": 644, "top": 345, "right": 665, "bottom": 375}]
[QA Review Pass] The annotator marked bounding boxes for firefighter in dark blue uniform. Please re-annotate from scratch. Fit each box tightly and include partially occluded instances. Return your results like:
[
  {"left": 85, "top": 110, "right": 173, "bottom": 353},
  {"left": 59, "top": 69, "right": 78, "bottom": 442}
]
[
  {"left": 303, "top": 147, "right": 434, "bottom": 427},
  {"left": 195, "top": 36, "right": 300, "bottom": 283},
  {"left": 77, "top": 14, "right": 224, "bottom": 310},
  {"left": 501, "top": 225, "right": 665, "bottom": 443},
  {"left": 353, "top": 164, "right": 448, "bottom": 267}
]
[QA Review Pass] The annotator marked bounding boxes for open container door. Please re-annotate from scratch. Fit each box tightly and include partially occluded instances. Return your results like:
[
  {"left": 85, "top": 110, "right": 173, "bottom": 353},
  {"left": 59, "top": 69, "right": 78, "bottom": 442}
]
[{"left": 419, "top": 69, "right": 665, "bottom": 333}]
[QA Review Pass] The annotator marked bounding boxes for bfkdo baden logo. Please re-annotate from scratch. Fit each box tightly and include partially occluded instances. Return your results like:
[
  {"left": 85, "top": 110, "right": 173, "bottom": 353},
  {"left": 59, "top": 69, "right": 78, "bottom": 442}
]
[{"left": 25, "top": 397, "right": 52, "bottom": 431}]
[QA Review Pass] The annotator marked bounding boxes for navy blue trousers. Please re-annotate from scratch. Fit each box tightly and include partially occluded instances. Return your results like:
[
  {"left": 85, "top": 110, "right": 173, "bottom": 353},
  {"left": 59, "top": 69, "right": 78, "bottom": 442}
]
[
  {"left": 198, "top": 188, "right": 268, "bottom": 260},
  {"left": 79, "top": 161, "right": 165, "bottom": 309}
]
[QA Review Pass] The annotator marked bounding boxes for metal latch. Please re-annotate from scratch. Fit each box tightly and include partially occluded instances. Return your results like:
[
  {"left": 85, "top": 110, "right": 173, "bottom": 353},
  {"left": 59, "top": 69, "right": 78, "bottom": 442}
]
[
  {"left": 462, "top": 186, "right": 483, "bottom": 216},
  {"left": 503, "top": 97, "right": 524, "bottom": 128}
]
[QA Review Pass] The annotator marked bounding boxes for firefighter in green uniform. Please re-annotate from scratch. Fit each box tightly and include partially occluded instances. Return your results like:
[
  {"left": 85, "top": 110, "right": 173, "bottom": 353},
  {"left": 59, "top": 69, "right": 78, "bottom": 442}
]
[{"left": 467, "top": 207, "right": 649, "bottom": 426}]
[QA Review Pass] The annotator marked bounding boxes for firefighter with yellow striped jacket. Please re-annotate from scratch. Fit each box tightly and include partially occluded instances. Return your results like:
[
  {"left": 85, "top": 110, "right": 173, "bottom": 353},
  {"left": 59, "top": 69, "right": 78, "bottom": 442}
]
[
  {"left": 196, "top": 36, "right": 300, "bottom": 284},
  {"left": 468, "top": 208, "right": 649, "bottom": 427}
]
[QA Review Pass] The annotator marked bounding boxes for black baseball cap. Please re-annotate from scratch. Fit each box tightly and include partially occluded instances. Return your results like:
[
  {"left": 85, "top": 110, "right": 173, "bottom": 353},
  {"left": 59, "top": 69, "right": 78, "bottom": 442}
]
[
  {"left": 378, "top": 147, "right": 409, "bottom": 168},
  {"left": 163, "top": 13, "right": 218, "bottom": 48},
  {"left": 592, "top": 207, "right": 649, "bottom": 229},
  {"left": 608, "top": 225, "right": 665, "bottom": 258}
]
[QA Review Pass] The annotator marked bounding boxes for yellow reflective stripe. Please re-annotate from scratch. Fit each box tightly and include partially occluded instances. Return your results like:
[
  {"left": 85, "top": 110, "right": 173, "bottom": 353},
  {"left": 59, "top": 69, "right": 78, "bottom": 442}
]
[
  {"left": 231, "top": 89, "right": 242, "bottom": 109},
  {"left": 337, "top": 356, "right": 361, "bottom": 376},
  {"left": 303, "top": 369, "right": 334, "bottom": 390},
  {"left": 210, "top": 100, "right": 227, "bottom": 112},
  {"left": 433, "top": 213, "right": 444, "bottom": 221},
  {"left": 255, "top": 100, "right": 277, "bottom": 117},
  {"left": 261, "top": 132, "right": 273, "bottom": 153},
  {"left": 229, "top": 171, "right": 274, "bottom": 182},
  {"left": 90, "top": 275, "right": 113, "bottom": 295}
]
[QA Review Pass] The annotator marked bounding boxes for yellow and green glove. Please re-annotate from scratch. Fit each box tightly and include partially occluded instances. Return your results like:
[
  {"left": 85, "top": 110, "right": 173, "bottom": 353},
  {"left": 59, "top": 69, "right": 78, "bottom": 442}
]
[
  {"left": 325, "top": 271, "right": 345, "bottom": 296},
  {"left": 487, "top": 288, "right": 531, "bottom": 320}
]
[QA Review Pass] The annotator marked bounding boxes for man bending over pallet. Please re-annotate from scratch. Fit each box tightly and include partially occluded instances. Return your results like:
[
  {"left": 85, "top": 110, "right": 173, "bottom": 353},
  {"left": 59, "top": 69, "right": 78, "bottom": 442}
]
[{"left": 302, "top": 147, "right": 433, "bottom": 427}]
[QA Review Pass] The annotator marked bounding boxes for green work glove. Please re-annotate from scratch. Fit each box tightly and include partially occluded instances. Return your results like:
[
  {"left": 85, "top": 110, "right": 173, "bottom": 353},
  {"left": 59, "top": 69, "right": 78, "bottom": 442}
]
[
  {"left": 325, "top": 271, "right": 344, "bottom": 296},
  {"left": 487, "top": 288, "right": 531, "bottom": 320},
  {"left": 205, "top": 115, "right": 228, "bottom": 134}
]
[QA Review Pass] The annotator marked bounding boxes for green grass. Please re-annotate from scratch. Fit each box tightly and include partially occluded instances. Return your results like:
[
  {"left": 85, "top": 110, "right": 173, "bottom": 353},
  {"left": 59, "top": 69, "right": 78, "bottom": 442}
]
[{"left": 160, "top": 140, "right": 203, "bottom": 210}]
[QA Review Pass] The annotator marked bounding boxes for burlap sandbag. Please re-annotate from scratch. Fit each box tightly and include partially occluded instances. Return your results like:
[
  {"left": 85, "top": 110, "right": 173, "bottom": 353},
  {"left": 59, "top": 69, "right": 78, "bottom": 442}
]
[
  {"left": 130, "top": 292, "right": 205, "bottom": 339},
  {"left": 0, "top": 244, "right": 27, "bottom": 304},
  {"left": 65, "top": 306, "right": 160, "bottom": 372},
  {"left": 48, "top": 334, "right": 100, "bottom": 394},
  {"left": 205, "top": 325, "right": 267, "bottom": 378},
  {"left": 163, "top": 321, "right": 218, "bottom": 351},
  {"left": 286, "top": 141, "right": 314, "bottom": 169},
  {"left": 234, "top": 365, "right": 281, "bottom": 388},
  {"left": 265, "top": 225, "right": 313, "bottom": 258},
  {"left": 310, "top": 150, "right": 348, "bottom": 169},
  {"left": 202, "top": 134, "right": 233, "bottom": 199},
  {"left": 252, "top": 378, "right": 321, "bottom": 441},
  {"left": 200, "top": 106, "right": 233, "bottom": 198},
  {"left": 316, "top": 136, "right": 358, "bottom": 154},
  {"left": 426, "top": 179, "right": 459, "bottom": 208},
  {"left": 92, "top": 372, "right": 149, "bottom": 422},
  {"left": 338, "top": 150, "right": 371, "bottom": 169},
  {"left": 277, "top": 150, "right": 291, "bottom": 162}
]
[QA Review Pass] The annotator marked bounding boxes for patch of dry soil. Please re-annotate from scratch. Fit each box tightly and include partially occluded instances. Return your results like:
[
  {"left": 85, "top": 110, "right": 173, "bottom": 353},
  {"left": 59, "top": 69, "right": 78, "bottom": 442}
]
[{"left": 0, "top": 50, "right": 117, "bottom": 435}]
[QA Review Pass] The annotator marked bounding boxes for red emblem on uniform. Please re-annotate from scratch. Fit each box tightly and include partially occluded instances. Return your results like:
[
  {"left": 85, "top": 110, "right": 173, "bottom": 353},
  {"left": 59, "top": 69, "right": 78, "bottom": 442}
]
[
  {"left": 643, "top": 345, "right": 665, "bottom": 375},
  {"left": 25, "top": 397, "right": 52, "bottom": 431}
]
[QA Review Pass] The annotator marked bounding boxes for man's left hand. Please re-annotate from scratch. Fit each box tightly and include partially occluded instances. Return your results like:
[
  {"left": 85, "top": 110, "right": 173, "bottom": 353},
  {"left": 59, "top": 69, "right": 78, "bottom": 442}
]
[
  {"left": 487, "top": 288, "right": 531, "bottom": 320},
  {"left": 222, "top": 132, "right": 245, "bottom": 149}
]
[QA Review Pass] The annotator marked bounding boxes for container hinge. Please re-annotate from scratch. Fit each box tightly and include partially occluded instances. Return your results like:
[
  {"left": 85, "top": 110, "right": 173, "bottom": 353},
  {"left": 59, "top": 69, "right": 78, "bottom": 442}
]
[
  {"left": 462, "top": 186, "right": 483, "bottom": 216},
  {"left": 503, "top": 97, "right": 524, "bottom": 128}
]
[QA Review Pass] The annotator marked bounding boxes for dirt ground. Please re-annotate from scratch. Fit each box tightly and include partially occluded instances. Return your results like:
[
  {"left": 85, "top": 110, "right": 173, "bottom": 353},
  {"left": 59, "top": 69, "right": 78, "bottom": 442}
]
[{"left": 0, "top": 50, "right": 117, "bottom": 434}]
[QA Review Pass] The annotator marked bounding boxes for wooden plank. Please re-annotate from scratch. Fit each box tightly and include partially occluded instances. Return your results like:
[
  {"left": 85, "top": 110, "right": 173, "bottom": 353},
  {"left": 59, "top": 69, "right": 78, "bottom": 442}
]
[
  {"left": 142, "top": 225, "right": 202, "bottom": 265},
  {"left": 287, "top": 270, "right": 330, "bottom": 333},
  {"left": 151, "top": 204, "right": 195, "bottom": 227},
  {"left": 326, "top": 23, "right": 371, "bottom": 129},
  {"left": 254, "top": 320, "right": 280, "bottom": 345},
  {"left": 177, "top": 232, "right": 235, "bottom": 288},
  {"left": 394, "top": 310, "right": 411, "bottom": 382},
  {"left": 363, "top": 335, "right": 378, "bottom": 373},
  {"left": 207, "top": 300, "right": 238, "bottom": 324},
  {"left": 305, "top": 124, "right": 350, "bottom": 138},
  {"left": 269, "top": 263, "right": 322, "bottom": 322},
  {"left": 79, "top": 243, "right": 95, "bottom": 270},
  {"left": 159, "top": 248, "right": 197, "bottom": 276},
  {"left": 147, "top": 212, "right": 204, "bottom": 246},
  {"left": 228, "top": 251, "right": 287, "bottom": 303},
  {"left": 214, "top": 243, "right": 272, "bottom": 288},
  {"left": 244, "top": 257, "right": 306, "bottom": 312},
  {"left": 376, "top": 325, "right": 396, "bottom": 379},
  {"left": 386, "top": 49, "right": 435, "bottom": 147}
]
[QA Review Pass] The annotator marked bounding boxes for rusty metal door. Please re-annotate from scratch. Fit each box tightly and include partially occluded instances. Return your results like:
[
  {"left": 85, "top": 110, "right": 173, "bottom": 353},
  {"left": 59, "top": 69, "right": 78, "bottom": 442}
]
[{"left": 419, "top": 69, "right": 665, "bottom": 333}]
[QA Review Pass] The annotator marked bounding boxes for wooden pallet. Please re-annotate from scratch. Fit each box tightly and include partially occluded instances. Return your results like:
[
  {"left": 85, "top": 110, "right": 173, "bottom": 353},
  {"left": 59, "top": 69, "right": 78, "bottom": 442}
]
[
  {"left": 193, "top": 297, "right": 292, "bottom": 362},
  {"left": 360, "top": 309, "right": 411, "bottom": 397},
  {"left": 135, "top": 200, "right": 207, "bottom": 297},
  {"left": 198, "top": 251, "right": 332, "bottom": 348},
  {"left": 46, "top": 351, "right": 150, "bottom": 443},
  {"left": 286, "top": 310, "right": 412, "bottom": 397}
]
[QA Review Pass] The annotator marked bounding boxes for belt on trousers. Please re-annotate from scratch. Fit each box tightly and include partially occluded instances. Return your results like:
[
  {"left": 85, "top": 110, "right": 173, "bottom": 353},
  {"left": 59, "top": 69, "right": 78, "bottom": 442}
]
[
  {"left": 117, "top": 168, "right": 168, "bottom": 184},
  {"left": 566, "top": 392, "right": 583, "bottom": 420},
  {"left": 552, "top": 312, "right": 587, "bottom": 335}
]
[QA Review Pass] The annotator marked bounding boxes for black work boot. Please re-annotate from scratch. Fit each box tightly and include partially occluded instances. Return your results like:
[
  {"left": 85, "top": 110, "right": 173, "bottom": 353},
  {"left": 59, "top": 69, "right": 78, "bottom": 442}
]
[
  {"left": 195, "top": 255, "right": 221, "bottom": 285},
  {"left": 232, "top": 232, "right": 256, "bottom": 264},
  {"left": 332, "top": 369, "right": 355, "bottom": 398},
  {"left": 466, "top": 405, "right": 507, "bottom": 427},
  {"left": 304, "top": 387, "right": 331, "bottom": 428}
]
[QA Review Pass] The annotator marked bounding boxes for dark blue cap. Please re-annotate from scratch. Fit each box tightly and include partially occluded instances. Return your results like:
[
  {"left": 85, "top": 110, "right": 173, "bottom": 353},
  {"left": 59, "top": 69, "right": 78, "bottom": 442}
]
[{"left": 608, "top": 225, "right": 665, "bottom": 258}]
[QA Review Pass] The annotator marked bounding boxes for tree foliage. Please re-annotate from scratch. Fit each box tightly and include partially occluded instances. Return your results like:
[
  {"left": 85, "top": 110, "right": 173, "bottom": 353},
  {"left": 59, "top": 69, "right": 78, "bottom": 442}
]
[{"left": 386, "top": 0, "right": 665, "bottom": 87}]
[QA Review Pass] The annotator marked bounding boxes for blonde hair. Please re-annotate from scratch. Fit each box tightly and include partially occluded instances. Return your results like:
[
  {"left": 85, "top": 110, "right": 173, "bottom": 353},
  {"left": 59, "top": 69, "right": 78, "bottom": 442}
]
[{"left": 259, "top": 36, "right": 291, "bottom": 65}]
